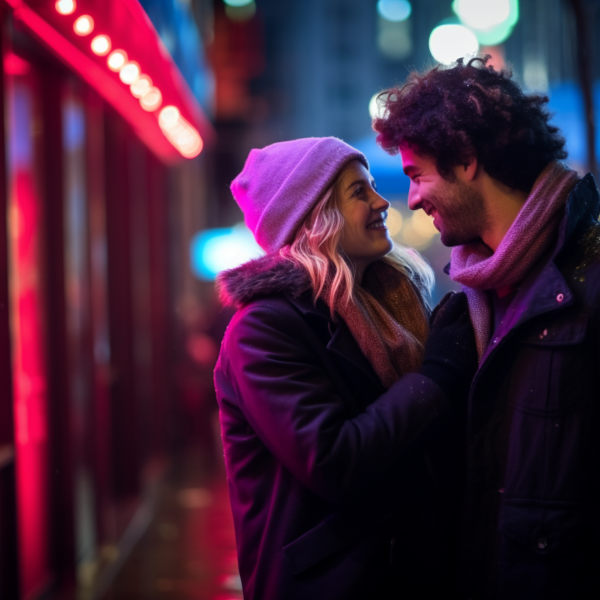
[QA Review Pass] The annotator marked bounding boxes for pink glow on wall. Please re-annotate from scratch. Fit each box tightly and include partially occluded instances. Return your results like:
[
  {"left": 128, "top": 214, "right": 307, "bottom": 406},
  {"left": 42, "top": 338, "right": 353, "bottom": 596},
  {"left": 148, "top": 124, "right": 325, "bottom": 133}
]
[
  {"left": 4, "top": 52, "right": 31, "bottom": 75},
  {"left": 8, "top": 74, "right": 51, "bottom": 600}
]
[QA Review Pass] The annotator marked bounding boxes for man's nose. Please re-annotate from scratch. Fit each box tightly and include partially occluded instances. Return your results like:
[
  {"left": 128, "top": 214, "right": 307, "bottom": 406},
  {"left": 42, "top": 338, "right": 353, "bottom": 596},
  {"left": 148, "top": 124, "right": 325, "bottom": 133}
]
[{"left": 407, "top": 185, "right": 421, "bottom": 211}]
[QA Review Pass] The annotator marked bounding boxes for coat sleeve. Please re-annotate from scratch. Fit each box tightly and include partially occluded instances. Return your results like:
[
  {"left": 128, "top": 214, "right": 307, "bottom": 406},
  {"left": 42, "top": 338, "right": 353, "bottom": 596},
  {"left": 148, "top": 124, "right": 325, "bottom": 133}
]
[{"left": 218, "top": 301, "right": 449, "bottom": 504}]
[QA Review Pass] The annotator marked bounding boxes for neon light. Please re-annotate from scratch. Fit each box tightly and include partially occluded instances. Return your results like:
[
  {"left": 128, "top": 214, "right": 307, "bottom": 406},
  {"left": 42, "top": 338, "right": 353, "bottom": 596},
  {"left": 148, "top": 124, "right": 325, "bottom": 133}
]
[
  {"left": 91, "top": 35, "right": 111, "bottom": 56},
  {"left": 107, "top": 50, "right": 127, "bottom": 72},
  {"left": 131, "top": 75, "right": 152, "bottom": 98},
  {"left": 73, "top": 15, "right": 94, "bottom": 36},
  {"left": 12, "top": 0, "right": 212, "bottom": 161},
  {"left": 55, "top": 0, "right": 75, "bottom": 15},
  {"left": 159, "top": 105, "right": 203, "bottom": 158},
  {"left": 139, "top": 87, "right": 162, "bottom": 111},
  {"left": 119, "top": 61, "right": 140, "bottom": 85}
]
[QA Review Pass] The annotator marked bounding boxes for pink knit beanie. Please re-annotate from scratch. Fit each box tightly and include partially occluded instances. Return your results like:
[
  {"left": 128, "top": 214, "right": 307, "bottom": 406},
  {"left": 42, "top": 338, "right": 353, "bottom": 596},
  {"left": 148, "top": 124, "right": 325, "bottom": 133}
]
[{"left": 231, "top": 137, "right": 369, "bottom": 253}]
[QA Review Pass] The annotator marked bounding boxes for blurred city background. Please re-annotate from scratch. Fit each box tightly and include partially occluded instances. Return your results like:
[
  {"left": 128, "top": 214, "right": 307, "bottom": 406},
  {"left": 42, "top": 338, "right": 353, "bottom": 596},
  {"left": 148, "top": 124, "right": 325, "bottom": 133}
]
[{"left": 0, "top": 0, "right": 597, "bottom": 599}]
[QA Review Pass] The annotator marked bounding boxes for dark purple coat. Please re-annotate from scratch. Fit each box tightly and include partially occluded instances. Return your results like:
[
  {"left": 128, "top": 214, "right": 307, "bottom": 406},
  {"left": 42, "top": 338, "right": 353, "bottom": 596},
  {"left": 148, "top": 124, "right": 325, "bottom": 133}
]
[
  {"left": 214, "top": 257, "right": 460, "bottom": 600},
  {"left": 459, "top": 174, "right": 600, "bottom": 599}
]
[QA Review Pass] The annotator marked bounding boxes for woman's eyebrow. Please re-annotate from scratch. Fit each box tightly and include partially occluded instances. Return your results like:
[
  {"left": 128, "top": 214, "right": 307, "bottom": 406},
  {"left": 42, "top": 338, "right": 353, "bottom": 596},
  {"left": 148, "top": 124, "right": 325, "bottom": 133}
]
[{"left": 344, "top": 178, "right": 374, "bottom": 192}]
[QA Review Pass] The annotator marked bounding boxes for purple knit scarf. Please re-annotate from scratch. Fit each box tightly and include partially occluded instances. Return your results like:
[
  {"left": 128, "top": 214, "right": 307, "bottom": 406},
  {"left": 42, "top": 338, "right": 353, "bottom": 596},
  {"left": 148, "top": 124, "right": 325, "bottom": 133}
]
[{"left": 449, "top": 161, "right": 580, "bottom": 361}]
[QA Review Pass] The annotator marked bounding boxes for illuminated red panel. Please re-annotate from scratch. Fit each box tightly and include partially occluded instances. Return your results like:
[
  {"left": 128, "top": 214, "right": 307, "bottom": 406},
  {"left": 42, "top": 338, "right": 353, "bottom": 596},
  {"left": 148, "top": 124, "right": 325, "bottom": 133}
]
[
  {"left": 7, "top": 69, "right": 51, "bottom": 600},
  {"left": 6, "top": 0, "right": 214, "bottom": 162}
]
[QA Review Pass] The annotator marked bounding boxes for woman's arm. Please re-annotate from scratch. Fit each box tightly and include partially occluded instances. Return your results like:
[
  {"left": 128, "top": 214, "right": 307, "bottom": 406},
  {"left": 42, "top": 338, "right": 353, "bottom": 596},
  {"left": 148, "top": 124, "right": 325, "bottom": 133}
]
[{"left": 217, "top": 300, "right": 448, "bottom": 504}]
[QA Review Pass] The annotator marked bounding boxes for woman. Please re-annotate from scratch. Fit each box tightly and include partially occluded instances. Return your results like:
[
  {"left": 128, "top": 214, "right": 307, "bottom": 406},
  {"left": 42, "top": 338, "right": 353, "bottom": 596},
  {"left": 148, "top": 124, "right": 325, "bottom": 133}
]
[{"left": 214, "top": 137, "right": 476, "bottom": 600}]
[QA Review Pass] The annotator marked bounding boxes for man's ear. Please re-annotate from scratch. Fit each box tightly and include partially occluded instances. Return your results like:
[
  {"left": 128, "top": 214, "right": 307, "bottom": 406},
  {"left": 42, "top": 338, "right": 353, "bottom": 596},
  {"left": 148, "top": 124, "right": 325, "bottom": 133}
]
[{"left": 463, "top": 156, "right": 478, "bottom": 182}]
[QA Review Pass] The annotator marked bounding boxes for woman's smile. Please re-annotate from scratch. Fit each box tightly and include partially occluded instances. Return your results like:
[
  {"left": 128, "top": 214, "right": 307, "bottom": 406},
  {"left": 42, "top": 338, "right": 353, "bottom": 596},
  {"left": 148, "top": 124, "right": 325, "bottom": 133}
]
[{"left": 366, "top": 212, "right": 388, "bottom": 230}]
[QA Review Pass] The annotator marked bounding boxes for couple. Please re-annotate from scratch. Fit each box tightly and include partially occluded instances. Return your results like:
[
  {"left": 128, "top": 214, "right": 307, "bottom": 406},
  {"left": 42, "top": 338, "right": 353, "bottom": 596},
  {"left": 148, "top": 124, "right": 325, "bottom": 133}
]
[{"left": 214, "top": 57, "right": 600, "bottom": 599}]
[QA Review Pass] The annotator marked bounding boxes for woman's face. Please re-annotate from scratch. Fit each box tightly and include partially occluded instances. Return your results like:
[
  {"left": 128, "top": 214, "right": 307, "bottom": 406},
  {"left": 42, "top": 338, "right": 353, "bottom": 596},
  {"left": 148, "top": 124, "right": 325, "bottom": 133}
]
[{"left": 337, "top": 160, "right": 392, "bottom": 279}]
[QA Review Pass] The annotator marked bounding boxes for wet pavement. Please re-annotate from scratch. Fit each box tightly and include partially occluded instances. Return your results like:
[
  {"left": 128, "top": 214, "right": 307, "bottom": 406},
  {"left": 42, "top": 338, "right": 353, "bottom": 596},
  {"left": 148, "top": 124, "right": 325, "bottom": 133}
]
[{"left": 101, "top": 450, "right": 241, "bottom": 600}]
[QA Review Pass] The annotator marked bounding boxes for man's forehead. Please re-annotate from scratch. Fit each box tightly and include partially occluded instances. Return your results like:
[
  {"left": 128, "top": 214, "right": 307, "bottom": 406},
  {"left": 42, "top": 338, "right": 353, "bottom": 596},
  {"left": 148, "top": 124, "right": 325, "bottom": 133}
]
[{"left": 399, "top": 145, "right": 433, "bottom": 168}]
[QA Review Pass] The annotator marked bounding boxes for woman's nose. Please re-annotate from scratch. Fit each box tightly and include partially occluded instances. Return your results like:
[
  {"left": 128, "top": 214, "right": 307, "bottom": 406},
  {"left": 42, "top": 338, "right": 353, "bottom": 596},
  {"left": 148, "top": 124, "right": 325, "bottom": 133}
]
[{"left": 372, "top": 192, "right": 390, "bottom": 211}]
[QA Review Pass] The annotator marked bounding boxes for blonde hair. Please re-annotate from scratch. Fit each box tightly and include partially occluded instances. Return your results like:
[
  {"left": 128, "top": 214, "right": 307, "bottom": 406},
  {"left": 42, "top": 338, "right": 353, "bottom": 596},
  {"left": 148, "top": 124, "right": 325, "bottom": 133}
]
[{"left": 282, "top": 175, "right": 434, "bottom": 314}]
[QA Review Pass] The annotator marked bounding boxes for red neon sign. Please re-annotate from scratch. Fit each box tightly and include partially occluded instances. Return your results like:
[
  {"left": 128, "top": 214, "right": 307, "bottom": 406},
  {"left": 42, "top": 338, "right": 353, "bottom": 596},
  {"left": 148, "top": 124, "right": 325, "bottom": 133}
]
[{"left": 5, "top": 0, "right": 214, "bottom": 162}]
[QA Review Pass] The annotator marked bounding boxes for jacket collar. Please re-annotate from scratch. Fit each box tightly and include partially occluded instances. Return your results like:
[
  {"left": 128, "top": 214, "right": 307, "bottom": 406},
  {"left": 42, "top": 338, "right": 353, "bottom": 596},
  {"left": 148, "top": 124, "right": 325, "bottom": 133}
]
[
  {"left": 476, "top": 174, "right": 599, "bottom": 364},
  {"left": 507, "top": 173, "right": 599, "bottom": 326}
]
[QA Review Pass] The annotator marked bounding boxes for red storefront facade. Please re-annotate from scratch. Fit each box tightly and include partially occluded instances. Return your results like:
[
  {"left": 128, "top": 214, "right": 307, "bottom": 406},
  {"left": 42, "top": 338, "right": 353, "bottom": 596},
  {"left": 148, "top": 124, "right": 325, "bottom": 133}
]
[{"left": 0, "top": 2, "right": 214, "bottom": 598}]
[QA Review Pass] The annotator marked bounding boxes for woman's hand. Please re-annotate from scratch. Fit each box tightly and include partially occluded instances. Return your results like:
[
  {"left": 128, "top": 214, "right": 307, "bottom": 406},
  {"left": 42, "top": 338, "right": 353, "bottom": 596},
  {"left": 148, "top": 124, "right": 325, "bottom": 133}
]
[{"left": 419, "top": 291, "right": 478, "bottom": 405}]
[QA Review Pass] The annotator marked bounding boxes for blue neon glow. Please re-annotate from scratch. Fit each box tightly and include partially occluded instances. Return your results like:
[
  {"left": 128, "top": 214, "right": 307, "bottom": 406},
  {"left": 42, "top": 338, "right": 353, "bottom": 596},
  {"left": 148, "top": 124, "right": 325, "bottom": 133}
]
[
  {"left": 377, "top": 0, "right": 411, "bottom": 22},
  {"left": 191, "top": 224, "right": 264, "bottom": 281},
  {"left": 224, "top": 0, "right": 254, "bottom": 7}
]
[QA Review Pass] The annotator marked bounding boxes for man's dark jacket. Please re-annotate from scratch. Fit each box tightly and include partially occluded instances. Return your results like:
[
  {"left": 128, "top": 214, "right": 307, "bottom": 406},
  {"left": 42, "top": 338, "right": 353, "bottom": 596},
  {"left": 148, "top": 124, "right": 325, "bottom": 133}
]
[
  {"left": 460, "top": 173, "right": 600, "bottom": 599},
  {"left": 214, "top": 257, "right": 460, "bottom": 600}
]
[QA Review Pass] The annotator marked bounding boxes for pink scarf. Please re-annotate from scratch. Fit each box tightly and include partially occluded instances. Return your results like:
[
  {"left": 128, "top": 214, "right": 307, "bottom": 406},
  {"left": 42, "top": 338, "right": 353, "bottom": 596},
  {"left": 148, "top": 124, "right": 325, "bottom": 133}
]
[{"left": 449, "top": 161, "right": 580, "bottom": 360}]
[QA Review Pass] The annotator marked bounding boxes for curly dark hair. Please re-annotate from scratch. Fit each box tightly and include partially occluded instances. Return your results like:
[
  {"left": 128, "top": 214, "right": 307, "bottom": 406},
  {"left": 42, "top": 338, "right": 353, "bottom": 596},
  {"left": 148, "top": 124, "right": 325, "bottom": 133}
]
[{"left": 373, "top": 56, "right": 567, "bottom": 192}]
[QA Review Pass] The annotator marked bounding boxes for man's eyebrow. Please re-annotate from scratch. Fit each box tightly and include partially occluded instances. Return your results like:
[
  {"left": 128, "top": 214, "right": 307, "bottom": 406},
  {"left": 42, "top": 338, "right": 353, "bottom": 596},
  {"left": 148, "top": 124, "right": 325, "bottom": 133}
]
[
  {"left": 344, "top": 178, "right": 375, "bottom": 192},
  {"left": 403, "top": 165, "right": 419, "bottom": 176}
]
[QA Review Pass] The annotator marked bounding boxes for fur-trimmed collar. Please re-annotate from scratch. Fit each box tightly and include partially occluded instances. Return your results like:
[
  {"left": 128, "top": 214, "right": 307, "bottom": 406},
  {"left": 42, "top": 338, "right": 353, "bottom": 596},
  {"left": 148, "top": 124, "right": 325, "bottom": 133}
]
[{"left": 217, "top": 254, "right": 311, "bottom": 308}]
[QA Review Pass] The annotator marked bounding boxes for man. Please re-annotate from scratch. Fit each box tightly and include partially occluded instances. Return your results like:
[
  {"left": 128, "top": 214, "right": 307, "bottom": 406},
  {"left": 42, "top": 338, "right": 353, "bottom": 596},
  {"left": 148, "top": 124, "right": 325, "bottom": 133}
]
[{"left": 374, "top": 56, "right": 600, "bottom": 599}]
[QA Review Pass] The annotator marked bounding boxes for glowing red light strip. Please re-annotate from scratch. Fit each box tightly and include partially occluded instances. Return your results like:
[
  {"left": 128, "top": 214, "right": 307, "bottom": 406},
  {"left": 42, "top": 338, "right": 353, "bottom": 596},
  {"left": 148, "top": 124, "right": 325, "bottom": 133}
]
[
  {"left": 8, "top": 1, "right": 182, "bottom": 161},
  {"left": 52, "top": 3, "right": 204, "bottom": 159},
  {"left": 7, "top": 0, "right": 210, "bottom": 160}
]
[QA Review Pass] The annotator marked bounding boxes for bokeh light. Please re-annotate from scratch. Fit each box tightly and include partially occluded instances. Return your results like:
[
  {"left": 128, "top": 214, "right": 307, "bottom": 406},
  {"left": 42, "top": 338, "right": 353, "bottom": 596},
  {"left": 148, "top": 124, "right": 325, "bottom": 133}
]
[
  {"left": 74, "top": 15, "right": 94, "bottom": 36},
  {"left": 131, "top": 75, "right": 153, "bottom": 98},
  {"left": 429, "top": 23, "right": 479, "bottom": 65},
  {"left": 377, "top": 0, "right": 412, "bottom": 22},
  {"left": 454, "top": 0, "right": 510, "bottom": 30},
  {"left": 140, "top": 87, "right": 163, "bottom": 111},
  {"left": 91, "top": 35, "right": 111, "bottom": 56},
  {"left": 119, "top": 62, "right": 141, "bottom": 85},
  {"left": 386, "top": 206, "right": 403, "bottom": 237},
  {"left": 55, "top": 0, "right": 75, "bottom": 15},
  {"left": 191, "top": 225, "right": 263, "bottom": 281},
  {"left": 411, "top": 209, "right": 438, "bottom": 237},
  {"left": 107, "top": 50, "right": 127, "bottom": 72},
  {"left": 159, "top": 106, "right": 180, "bottom": 127},
  {"left": 223, "top": 0, "right": 254, "bottom": 5},
  {"left": 159, "top": 106, "right": 203, "bottom": 158},
  {"left": 452, "top": 0, "right": 519, "bottom": 46}
]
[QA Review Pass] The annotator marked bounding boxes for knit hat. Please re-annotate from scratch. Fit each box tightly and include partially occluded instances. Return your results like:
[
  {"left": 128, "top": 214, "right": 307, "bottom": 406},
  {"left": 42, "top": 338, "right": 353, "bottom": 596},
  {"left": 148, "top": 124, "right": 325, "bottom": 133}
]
[{"left": 231, "top": 137, "right": 369, "bottom": 253}]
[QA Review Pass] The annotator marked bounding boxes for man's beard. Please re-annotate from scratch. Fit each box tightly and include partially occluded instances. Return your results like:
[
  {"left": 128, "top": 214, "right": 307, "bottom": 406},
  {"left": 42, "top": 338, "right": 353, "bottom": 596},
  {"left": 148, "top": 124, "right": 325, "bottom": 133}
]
[{"left": 433, "top": 180, "right": 489, "bottom": 247}]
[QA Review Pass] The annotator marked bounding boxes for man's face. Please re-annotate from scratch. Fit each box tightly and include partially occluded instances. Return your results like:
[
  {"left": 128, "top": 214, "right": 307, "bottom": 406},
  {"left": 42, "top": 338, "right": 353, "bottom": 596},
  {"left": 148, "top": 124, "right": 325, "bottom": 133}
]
[{"left": 399, "top": 145, "right": 489, "bottom": 247}]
